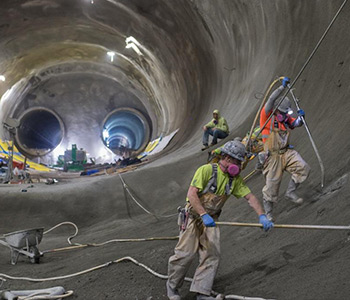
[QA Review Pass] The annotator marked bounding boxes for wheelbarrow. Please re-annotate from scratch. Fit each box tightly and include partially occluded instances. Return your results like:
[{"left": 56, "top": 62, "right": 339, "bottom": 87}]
[{"left": 0, "top": 228, "right": 44, "bottom": 265}]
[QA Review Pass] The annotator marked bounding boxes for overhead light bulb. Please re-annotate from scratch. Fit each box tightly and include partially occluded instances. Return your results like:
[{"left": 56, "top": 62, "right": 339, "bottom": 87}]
[
  {"left": 125, "top": 43, "right": 143, "bottom": 56},
  {"left": 0, "top": 75, "right": 5, "bottom": 82},
  {"left": 125, "top": 36, "right": 141, "bottom": 46},
  {"left": 107, "top": 51, "right": 116, "bottom": 62},
  {"left": 125, "top": 36, "right": 143, "bottom": 56}
]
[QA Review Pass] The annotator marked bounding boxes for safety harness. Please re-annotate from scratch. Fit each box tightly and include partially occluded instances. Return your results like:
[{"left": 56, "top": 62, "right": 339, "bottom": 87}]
[{"left": 202, "top": 164, "right": 233, "bottom": 195}]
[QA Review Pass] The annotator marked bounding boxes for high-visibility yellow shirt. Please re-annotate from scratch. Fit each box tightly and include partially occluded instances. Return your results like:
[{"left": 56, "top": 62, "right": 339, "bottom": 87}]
[
  {"left": 189, "top": 163, "right": 251, "bottom": 198},
  {"left": 205, "top": 117, "right": 229, "bottom": 133}
]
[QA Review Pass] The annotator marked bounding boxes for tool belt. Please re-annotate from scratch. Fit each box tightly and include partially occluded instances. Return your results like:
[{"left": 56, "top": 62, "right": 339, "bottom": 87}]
[
  {"left": 188, "top": 209, "right": 222, "bottom": 220},
  {"left": 278, "top": 147, "right": 288, "bottom": 154},
  {"left": 264, "top": 126, "right": 290, "bottom": 153},
  {"left": 269, "top": 145, "right": 290, "bottom": 155},
  {"left": 177, "top": 205, "right": 222, "bottom": 232},
  {"left": 177, "top": 206, "right": 189, "bottom": 232},
  {"left": 178, "top": 178, "right": 230, "bottom": 231}
]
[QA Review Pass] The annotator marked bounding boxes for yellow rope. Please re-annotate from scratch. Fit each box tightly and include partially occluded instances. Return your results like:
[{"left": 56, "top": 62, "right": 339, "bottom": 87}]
[{"left": 246, "top": 76, "right": 284, "bottom": 152}]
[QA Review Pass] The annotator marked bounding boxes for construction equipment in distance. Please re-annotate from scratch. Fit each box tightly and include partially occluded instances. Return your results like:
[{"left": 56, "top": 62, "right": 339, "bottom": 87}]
[{"left": 61, "top": 144, "right": 87, "bottom": 172}]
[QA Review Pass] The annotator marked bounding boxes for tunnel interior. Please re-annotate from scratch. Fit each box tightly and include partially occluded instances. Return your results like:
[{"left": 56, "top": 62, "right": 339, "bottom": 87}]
[
  {"left": 16, "top": 108, "right": 64, "bottom": 157},
  {"left": 102, "top": 108, "right": 150, "bottom": 157},
  {"left": 1, "top": 1, "right": 350, "bottom": 299},
  {"left": 0, "top": 0, "right": 214, "bottom": 164}
]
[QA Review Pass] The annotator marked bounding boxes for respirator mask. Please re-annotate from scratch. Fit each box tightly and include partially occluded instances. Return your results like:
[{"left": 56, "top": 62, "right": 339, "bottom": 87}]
[
  {"left": 227, "top": 163, "right": 241, "bottom": 177},
  {"left": 276, "top": 113, "right": 287, "bottom": 122}
]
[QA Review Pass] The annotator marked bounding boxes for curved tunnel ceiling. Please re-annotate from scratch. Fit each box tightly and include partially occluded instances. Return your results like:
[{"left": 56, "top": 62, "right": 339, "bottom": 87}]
[
  {"left": 0, "top": 0, "right": 348, "bottom": 166},
  {"left": 0, "top": 0, "right": 215, "bottom": 162}
]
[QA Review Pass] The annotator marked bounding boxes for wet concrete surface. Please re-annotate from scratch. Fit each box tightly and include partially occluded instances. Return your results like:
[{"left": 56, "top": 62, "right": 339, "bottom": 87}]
[{"left": 1, "top": 0, "right": 350, "bottom": 299}]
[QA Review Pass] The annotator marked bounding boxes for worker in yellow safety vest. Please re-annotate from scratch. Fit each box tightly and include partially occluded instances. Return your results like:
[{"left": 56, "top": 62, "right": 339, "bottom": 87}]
[{"left": 166, "top": 140, "right": 274, "bottom": 300}]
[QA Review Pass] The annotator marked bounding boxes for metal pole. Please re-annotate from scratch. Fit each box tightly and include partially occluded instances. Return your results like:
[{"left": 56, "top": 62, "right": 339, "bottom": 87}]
[
  {"left": 5, "top": 135, "right": 14, "bottom": 183},
  {"left": 288, "top": 85, "right": 325, "bottom": 188},
  {"left": 216, "top": 221, "right": 350, "bottom": 231},
  {"left": 253, "top": 0, "right": 348, "bottom": 170},
  {"left": 245, "top": 76, "right": 284, "bottom": 152},
  {"left": 243, "top": 169, "right": 258, "bottom": 182}
]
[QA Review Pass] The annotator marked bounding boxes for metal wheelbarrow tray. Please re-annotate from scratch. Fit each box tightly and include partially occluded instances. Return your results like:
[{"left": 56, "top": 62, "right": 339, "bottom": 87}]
[{"left": 0, "top": 227, "right": 44, "bottom": 265}]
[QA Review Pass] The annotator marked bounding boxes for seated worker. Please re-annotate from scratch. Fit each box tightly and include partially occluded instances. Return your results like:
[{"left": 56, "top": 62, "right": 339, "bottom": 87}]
[
  {"left": 202, "top": 109, "right": 229, "bottom": 151},
  {"left": 167, "top": 140, "right": 273, "bottom": 300}
]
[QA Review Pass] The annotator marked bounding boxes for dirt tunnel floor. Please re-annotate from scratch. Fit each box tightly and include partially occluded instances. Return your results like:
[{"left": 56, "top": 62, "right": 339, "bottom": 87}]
[{"left": 1, "top": 165, "right": 350, "bottom": 300}]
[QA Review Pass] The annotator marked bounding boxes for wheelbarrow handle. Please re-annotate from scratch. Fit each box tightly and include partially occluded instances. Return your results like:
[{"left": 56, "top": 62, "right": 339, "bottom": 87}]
[
  {"left": 0, "top": 239, "right": 11, "bottom": 248},
  {"left": 216, "top": 222, "right": 350, "bottom": 230}
]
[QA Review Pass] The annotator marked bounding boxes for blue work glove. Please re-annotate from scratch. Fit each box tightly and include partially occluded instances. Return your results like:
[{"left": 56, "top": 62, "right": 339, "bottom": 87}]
[
  {"left": 201, "top": 213, "right": 216, "bottom": 227},
  {"left": 259, "top": 214, "right": 274, "bottom": 232},
  {"left": 297, "top": 109, "right": 305, "bottom": 117},
  {"left": 282, "top": 77, "right": 290, "bottom": 88}
]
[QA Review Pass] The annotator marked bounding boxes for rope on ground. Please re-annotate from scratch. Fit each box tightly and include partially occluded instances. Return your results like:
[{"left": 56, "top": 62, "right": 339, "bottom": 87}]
[
  {"left": 0, "top": 277, "right": 5, "bottom": 288},
  {"left": 118, "top": 173, "right": 178, "bottom": 218},
  {"left": 17, "top": 290, "right": 74, "bottom": 300},
  {"left": 43, "top": 222, "right": 81, "bottom": 246},
  {"left": 40, "top": 221, "right": 179, "bottom": 254},
  {"left": 42, "top": 235, "right": 179, "bottom": 254},
  {"left": 0, "top": 256, "right": 274, "bottom": 300}
]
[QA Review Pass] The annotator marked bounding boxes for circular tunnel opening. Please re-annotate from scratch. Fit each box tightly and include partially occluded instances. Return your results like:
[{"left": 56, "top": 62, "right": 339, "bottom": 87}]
[
  {"left": 16, "top": 107, "right": 64, "bottom": 157},
  {"left": 102, "top": 108, "right": 150, "bottom": 158}
]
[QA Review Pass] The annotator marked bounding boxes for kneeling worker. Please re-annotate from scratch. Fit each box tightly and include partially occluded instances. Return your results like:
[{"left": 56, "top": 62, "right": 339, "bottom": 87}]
[{"left": 167, "top": 140, "right": 274, "bottom": 300}]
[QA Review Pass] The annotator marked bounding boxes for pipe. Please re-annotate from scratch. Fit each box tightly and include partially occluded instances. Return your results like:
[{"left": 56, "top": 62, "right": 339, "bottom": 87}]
[
  {"left": 0, "top": 257, "right": 274, "bottom": 300},
  {"left": 287, "top": 85, "right": 325, "bottom": 188},
  {"left": 245, "top": 76, "right": 284, "bottom": 152},
  {"left": 42, "top": 235, "right": 179, "bottom": 254},
  {"left": 0, "top": 287, "right": 73, "bottom": 300},
  {"left": 243, "top": 169, "right": 258, "bottom": 182},
  {"left": 254, "top": 0, "right": 348, "bottom": 170},
  {"left": 216, "top": 221, "right": 350, "bottom": 230},
  {"left": 43, "top": 222, "right": 80, "bottom": 246}
]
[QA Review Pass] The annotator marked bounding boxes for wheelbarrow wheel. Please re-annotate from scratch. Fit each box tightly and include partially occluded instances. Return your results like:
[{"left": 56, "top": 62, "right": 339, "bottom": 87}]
[{"left": 29, "top": 246, "right": 40, "bottom": 264}]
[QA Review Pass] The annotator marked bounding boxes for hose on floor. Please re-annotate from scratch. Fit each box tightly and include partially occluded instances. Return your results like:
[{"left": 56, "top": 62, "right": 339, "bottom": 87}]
[{"left": 0, "top": 256, "right": 274, "bottom": 300}]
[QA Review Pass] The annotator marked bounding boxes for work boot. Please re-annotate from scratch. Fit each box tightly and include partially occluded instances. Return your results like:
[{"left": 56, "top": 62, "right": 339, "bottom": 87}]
[
  {"left": 196, "top": 293, "right": 224, "bottom": 300},
  {"left": 201, "top": 144, "right": 209, "bottom": 151},
  {"left": 285, "top": 179, "right": 303, "bottom": 204},
  {"left": 263, "top": 199, "right": 274, "bottom": 222},
  {"left": 166, "top": 281, "right": 181, "bottom": 300}
]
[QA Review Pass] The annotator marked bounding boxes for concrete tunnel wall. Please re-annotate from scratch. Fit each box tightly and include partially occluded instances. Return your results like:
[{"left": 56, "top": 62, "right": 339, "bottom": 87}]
[
  {"left": 1, "top": 1, "right": 350, "bottom": 299},
  {"left": 0, "top": 0, "right": 350, "bottom": 227}
]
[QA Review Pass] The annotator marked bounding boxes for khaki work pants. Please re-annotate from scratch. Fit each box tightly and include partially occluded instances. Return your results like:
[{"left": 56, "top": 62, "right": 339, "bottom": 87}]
[
  {"left": 262, "top": 149, "right": 310, "bottom": 203},
  {"left": 167, "top": 216, "right": 220, "bottom": 296}
]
